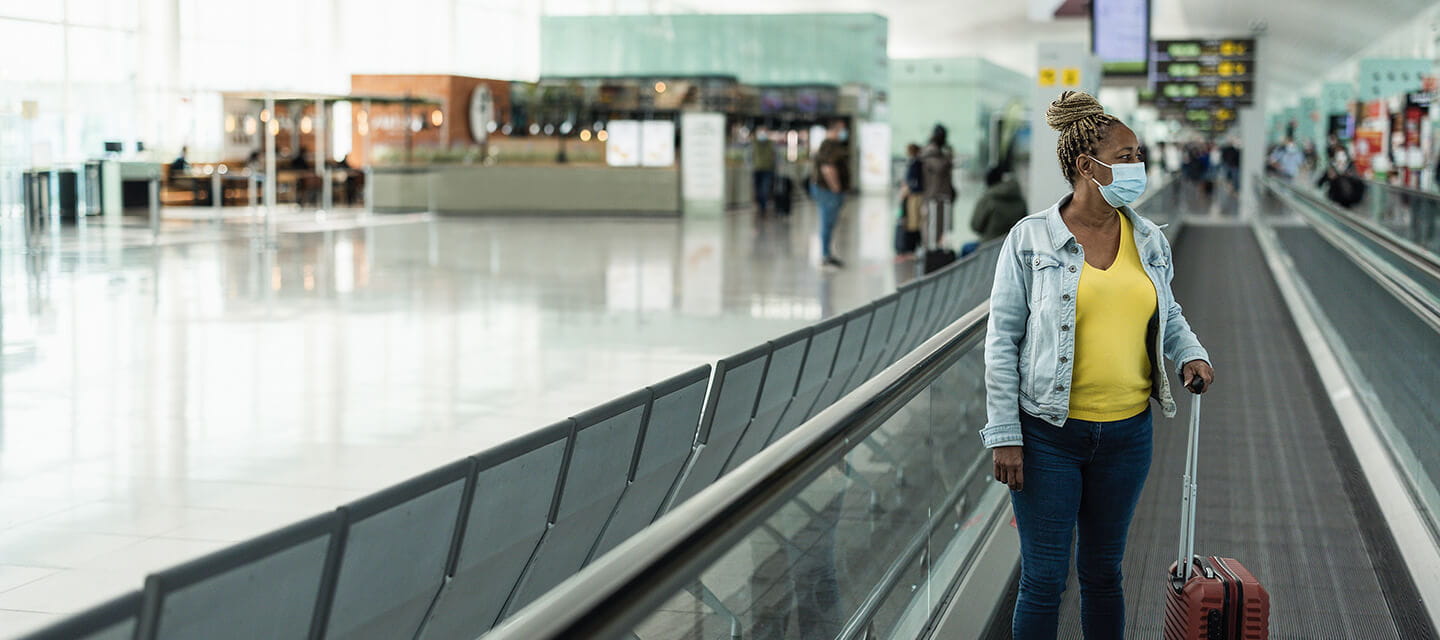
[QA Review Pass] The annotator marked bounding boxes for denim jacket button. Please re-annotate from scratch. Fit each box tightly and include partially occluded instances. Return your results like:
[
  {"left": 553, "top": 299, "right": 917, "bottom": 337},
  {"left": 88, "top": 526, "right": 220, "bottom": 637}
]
[
  {"left": 1068, "top": 265, "right": 1077, "bottom": 273},
  {"left": 1055, "top": 384, "right": 1066, "bottom": 391},
  {"left": 1070, "top": 247, "right": 1078, "bottom": 254},
  {"left": 1062, "top": 294, "right": 1071, "bottom": 301},
  {"left": 1059, "top": 356, "right": 1068, "bottom": 363},
  {"left": 1061, "top": 324, "right": 1070, "bottom": 331},
  {"left": 1034, "top": 258, "right": 1041, "bottom": 266}
]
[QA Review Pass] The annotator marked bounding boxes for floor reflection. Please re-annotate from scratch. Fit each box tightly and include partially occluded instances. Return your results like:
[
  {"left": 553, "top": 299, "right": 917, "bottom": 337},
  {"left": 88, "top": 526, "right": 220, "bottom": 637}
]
[{"left": 0, "top": 194, "right": 928, "bottom": 634}]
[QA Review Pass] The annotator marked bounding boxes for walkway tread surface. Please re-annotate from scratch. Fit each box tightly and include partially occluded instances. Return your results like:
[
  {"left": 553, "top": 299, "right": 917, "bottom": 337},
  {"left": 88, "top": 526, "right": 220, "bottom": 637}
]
[{"left": 1050, "top": 225, "right": 1429, "bottom": 639}]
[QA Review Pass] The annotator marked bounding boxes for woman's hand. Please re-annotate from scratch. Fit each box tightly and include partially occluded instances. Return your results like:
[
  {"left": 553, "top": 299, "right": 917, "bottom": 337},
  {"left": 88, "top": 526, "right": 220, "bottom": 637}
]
[
  {"left": 1182, "top": 360, "right": 1215, "bottom": 393},
  {"left": 993, "top": 446, "right": 1024, "bottom": 491}
]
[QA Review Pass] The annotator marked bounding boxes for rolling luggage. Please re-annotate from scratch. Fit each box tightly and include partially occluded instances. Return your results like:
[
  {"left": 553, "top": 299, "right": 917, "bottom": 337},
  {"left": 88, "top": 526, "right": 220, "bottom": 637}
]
[
  {"left": 919, "top": 199, "right": 955, "bottom": 274},
  {"left": 773, "top": 176, "right": 794, "bottom": 216},
  {"left": 1164, "top": 379, "right": 1270, "bottom": 640},
  {"left": 895, "top": 200, "right": 920, "bottom": 254}
]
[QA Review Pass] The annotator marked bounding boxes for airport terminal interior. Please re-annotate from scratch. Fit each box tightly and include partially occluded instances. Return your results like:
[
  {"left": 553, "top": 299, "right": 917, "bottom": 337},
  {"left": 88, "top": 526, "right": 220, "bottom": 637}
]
[{"left": 0, "top": 1, "right": 1439, "bottom": 639}]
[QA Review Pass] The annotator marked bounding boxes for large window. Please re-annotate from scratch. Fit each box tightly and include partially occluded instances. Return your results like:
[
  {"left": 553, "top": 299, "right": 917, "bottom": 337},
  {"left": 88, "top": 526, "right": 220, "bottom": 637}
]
[{"left": 0, "top": 0, "right": 547, "bottom": 166}]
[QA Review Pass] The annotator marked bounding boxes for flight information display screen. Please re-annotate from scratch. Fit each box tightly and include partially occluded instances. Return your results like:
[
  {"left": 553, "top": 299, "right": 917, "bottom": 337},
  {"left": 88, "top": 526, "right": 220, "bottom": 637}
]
[
  {"left": 1091, "top": 0, "right": 1150, "bottom": 75},
  {"left": 1149, "top": 38, "right": 1256, "bottom": 105}
]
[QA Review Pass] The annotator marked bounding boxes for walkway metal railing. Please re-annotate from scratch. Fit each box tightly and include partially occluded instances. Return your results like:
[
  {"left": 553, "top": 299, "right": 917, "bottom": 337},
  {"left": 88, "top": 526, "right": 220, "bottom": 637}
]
[{"left": 487, "top": 303, "right": 997, "bottom": 640}]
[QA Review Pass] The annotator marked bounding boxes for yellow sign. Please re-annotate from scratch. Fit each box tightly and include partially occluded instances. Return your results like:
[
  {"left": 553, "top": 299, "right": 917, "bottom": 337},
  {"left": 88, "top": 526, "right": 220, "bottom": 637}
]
[
  {"left": 1039, "top": 68, "right": 1057, "bottom": 87},
  {"left": 1062, "top": 68, "right": 1081, "bottom": 87}
]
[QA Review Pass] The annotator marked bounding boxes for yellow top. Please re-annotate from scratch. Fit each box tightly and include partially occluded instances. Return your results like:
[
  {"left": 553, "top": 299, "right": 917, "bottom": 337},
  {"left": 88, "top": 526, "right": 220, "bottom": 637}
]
[{"left": 1068, "top": 212, "right": 1158, "bottom": 421}]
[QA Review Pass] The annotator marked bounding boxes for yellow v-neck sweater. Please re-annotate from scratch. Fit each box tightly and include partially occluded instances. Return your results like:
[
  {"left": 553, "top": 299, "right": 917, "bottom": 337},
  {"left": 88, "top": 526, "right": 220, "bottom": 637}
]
[{"left": 1069, "top": 212, "right": 1158, "bottom": 422}]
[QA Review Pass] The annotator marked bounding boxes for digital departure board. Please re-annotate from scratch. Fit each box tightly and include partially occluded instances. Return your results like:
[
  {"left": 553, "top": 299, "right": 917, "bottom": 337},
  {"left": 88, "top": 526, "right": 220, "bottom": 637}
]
[
  {"left": 1148, "top": 38, "right": 1256, "bottom": 105},
  {"left": 1092, "top": 0, "right": 1150, "bottom": 75}
]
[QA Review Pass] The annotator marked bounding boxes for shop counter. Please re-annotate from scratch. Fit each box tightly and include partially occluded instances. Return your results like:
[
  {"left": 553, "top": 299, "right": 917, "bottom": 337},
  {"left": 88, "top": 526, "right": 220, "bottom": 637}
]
[{"left": 372, "top": 165, "right": 680, "bottom": 215}]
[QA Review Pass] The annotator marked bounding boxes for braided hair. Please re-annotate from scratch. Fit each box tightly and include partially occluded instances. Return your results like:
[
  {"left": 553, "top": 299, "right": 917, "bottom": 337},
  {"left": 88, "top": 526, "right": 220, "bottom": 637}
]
[{"left": 1046, "top": 90, "right": 1120, "bottom": 186}]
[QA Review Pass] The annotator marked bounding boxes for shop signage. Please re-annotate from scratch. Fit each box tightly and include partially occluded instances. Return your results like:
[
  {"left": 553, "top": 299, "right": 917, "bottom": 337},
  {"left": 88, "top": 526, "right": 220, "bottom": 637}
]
[{"left": 681, "top": 113, "right": 726, "bottom": 206}]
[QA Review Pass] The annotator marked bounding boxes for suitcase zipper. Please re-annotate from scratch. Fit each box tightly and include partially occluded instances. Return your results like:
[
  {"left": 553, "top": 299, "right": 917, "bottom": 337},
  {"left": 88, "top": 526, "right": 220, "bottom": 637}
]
[
  {"left": 1203, "top": 557, "right": 1231, "bottom": 639},
  {"left": 1214, "top": 557, "right": 1246, "bottom": 639}
]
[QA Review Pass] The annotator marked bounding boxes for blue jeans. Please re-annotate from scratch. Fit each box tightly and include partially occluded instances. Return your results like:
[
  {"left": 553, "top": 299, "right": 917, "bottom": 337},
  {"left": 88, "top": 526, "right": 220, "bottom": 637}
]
[
  {"left": 1010, "top": 408, "right": 1153, "bottom": 640},
  {"left": 809, "top": 184, "right": 842, "bottom": 259},
  {"left": 753, "top": 169, "right": 775, "bottom": 212}
]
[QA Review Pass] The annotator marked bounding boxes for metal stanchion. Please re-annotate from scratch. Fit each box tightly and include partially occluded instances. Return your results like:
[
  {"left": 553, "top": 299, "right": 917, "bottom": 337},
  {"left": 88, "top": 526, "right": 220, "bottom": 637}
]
[
  {"left": 364, "top": 166, "right": 374, "bottom": 215},
  {"left": 149, "top": 178, "right": 160, "bottom": 241},
  {"left": 248, "top": 174, "right": 260, "bottom": 241},
  {"left": 212, "top": 171, "right": 222, "bottom": 220}
]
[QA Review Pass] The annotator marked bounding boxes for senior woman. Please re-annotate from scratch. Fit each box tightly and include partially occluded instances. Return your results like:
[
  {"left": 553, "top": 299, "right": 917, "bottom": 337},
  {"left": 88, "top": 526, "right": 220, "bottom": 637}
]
[{"left": 981, "top": 90, "right": 1215, "bottom": 639}]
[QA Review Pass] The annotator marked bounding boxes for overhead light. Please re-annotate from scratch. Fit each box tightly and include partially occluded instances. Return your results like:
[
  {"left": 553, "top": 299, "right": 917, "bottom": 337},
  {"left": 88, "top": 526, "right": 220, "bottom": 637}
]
[
  {"left": 529, "top": 123, "right": 540, "bottom": 135},
  {"left": 486, "top": 120, "right": 498, "bottom": 133},
  {"left": 580, "top": 129, "right": 592, "bottom": 142},
  {"left": 260, "top": 109, "right": 271, "bottom": 122},
  {"left": 655, "top": 81, "right": 667, "bottom": 93},
  {"left": 560, "top": 122, "right": 573, "bottom": 134},
  {"left": 358, "top": 121, "right": 369, "bottom": 136},
  {"left": 225, "top": 114, "right": 237, "bottom": 133},
  {"left": 300, "top": 115, "right": 313, "bottom": 134},
  {"left": 543, "top": 124, "right": 555, "bottom": 135},
  {"left": 430, "top": 109, "right": 444, "bottom": 127},
  {"left": 597, "top": 130, "right": 609, "bottom": 142},
  {"left": 268, "top": 120, "right": 280, "bottom": 136},
  {"left": 243, "top": 116, "right": 258, "bottom": 136}
]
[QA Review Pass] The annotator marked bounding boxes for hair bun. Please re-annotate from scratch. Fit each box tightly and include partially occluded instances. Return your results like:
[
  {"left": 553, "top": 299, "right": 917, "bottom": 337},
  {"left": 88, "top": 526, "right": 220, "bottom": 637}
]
[{"left": 1046, "top": 90, "right": 1106, "bottom": 132}]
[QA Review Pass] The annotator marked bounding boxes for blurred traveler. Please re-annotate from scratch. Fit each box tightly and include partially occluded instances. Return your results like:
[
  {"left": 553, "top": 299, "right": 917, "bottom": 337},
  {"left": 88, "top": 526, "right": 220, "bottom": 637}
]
[
  {"left": 170, "top": 146, "right": 190, "bottom": 174},
  {"left": 1317, "top": 149, "right": 1365, "bottom": 209},
  {"left": 894, "top": 143, "right": 924, "bottom": 258},
  {"left": 970, "top": 166, "right": 1028, "bottom": 243},
  {"left": 920, "top": 124, "right": 957, "bottom": 250},
  {"left": 1219, "top": 140, "right": 1241, "bottom": 191},
  {"left": 1268, "top": 137, "right": 1304, "bottom": 180},
  {"left": 984, "top": 90, "right": 1214, "bottom": 640},
  {"left": 749, "top": 128, "right": 780, "bottom": 217},
  {"left": 1163, "top": 141, "right": 1183, "bottom": 176},
  {"left": 810, "top": 119, "right": 850, "bottom": 268}
]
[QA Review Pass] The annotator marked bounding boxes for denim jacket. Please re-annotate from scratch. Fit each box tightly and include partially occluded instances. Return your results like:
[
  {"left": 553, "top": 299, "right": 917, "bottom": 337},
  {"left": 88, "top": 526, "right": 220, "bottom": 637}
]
[{"left": 981, "top": 194, "right": 1210, "bottom": 448}]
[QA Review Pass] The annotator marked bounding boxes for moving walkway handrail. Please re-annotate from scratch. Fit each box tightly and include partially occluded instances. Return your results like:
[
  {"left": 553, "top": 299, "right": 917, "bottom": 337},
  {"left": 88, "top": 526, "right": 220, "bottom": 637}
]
[
  {"left": 1266, "top": 178, "right": 1440, "bottom": 328},
  {"left": 485, "top": 303, "right": 992, "bottom": 640},
  {"left": 1311, "top": 177, "right": 1440, "bottom": 273}
]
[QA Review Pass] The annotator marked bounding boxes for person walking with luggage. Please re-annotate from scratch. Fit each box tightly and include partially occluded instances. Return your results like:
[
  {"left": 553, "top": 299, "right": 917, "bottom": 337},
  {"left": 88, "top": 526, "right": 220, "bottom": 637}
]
[
  {"left": 811, "top": 120, "right": 850, "bottom": 269},
  {"left": 749, "top": 127, "right": 780, "bottom": 217},
  {"left": 981, "top": 90, "right": 1215, "bottom": 640},
  {"left": 895, "top": 143, "right": 925, "bottom": 259},
  {"left": 970, "top": 166, "right": 1028, "bottom": 242},
  {"left": 919, "top": 125, "right": 956, "bottom": 250}
]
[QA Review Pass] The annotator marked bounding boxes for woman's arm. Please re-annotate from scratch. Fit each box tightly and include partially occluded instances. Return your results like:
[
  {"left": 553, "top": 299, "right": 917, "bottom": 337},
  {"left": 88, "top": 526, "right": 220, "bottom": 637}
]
[{"left": 982, "top": 232, "right": 1031, "bottom": 448}]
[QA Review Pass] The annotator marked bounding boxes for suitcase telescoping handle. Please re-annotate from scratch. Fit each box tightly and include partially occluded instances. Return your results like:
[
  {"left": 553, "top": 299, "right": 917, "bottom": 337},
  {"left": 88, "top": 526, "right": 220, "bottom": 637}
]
[{"left": 1175, "top": 377, "right": 1206, "bottom": 583}]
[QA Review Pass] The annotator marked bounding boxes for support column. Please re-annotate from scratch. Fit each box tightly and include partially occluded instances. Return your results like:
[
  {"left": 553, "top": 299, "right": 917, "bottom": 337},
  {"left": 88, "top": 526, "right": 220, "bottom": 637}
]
[
  {"left": 264, "top": 95, "right": 277, "bottom": 243},
  {"left": 1239, "top": 36, "right": 1268, "bottom": 219}
]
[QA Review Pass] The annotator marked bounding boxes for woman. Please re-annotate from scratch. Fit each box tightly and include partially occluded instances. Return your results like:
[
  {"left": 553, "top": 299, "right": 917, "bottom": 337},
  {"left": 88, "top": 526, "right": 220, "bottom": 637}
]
[{"left": 981, "top": 91, "right": 1215, "bottom": 639}]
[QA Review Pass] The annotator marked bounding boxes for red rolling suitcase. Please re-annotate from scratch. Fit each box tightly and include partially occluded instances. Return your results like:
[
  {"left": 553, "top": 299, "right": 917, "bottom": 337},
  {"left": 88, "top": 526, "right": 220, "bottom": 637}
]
[{"left": 1164, "top": 380, "right": 1271, "bottom": 639}]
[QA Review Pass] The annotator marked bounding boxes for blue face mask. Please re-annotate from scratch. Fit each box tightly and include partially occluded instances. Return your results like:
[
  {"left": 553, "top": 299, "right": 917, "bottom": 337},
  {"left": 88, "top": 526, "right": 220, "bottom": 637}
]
[
  {"left": 838, "top": 129, "right": 850, "bottom": 143},
  {"left": 1088, "top": 155, "right": 1147, "bottom": 207}
]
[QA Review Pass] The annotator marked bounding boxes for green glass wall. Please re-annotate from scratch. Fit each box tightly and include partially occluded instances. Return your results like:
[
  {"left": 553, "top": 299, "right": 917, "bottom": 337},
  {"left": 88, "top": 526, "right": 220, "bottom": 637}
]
[
  {"left": 889, "top": 57, "right": 1031, "bottom": 169},
  {"left": 540, "top": 14, "right": 889, "bottom": 91}
]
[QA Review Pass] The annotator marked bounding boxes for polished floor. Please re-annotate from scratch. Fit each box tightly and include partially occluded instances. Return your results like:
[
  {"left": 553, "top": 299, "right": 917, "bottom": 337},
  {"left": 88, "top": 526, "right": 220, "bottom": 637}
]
[{"left": 0, "top": 190, "right": 983, "bottom": 635}]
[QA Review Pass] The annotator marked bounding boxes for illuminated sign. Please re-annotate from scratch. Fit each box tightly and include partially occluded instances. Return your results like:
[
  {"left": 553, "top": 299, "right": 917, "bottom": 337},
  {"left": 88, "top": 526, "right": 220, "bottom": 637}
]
[
  {"left": 1149, "top": 38, "right": 1256, "bottom": 105},
  {"left": 1091, "top": 0, "right": 1150, "bottom": 75}
]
